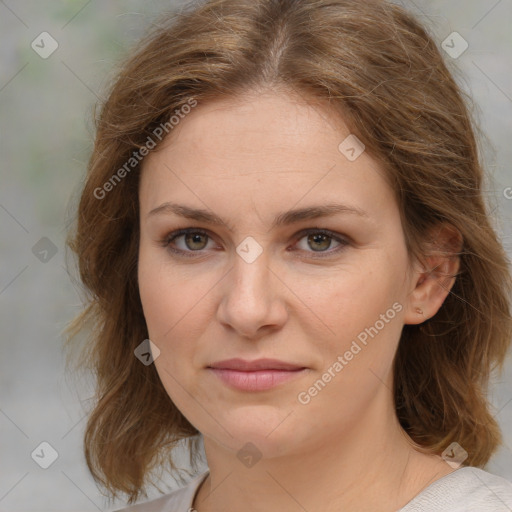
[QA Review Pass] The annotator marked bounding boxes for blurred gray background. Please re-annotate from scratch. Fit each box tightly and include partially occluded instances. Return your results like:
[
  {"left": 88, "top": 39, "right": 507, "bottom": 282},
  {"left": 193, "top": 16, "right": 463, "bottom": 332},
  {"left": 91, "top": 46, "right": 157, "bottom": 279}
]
[{"left": 1, "top": 1, "right": 511, "bottom": 510}]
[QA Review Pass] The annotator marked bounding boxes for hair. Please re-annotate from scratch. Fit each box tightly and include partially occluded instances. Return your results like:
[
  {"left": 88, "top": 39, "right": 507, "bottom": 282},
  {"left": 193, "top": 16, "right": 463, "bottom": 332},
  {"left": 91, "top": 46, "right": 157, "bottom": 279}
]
[{"left": 66, "top": 0, "right": 512, "bottom": 504}]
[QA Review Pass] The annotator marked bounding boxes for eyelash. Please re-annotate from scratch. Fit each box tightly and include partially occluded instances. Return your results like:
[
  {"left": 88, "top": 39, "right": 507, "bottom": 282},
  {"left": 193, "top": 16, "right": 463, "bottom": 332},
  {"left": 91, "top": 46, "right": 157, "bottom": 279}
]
[{"left": 160, "top": 227, "right": 350, "bottom": 259}]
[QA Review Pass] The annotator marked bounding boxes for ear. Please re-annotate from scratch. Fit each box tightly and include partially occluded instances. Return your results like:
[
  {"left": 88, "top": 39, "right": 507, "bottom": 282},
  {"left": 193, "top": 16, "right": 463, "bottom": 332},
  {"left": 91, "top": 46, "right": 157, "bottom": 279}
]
[{"left": 404, "top": 223, "right": 463, "bottom": 325}]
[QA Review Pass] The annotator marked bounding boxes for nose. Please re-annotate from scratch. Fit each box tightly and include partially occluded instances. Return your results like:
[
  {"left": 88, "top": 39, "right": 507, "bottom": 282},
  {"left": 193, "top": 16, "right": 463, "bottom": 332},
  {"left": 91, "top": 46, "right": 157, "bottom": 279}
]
[{"left": 216, "top": 247, "right": 289, "bottom": 339}]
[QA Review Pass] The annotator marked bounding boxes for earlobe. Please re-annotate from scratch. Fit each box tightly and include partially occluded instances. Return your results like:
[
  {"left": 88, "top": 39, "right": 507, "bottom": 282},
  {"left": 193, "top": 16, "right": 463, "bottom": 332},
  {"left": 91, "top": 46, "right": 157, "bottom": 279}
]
[{"left": 404, "top": 223, "right": 463, "bottom": 326}]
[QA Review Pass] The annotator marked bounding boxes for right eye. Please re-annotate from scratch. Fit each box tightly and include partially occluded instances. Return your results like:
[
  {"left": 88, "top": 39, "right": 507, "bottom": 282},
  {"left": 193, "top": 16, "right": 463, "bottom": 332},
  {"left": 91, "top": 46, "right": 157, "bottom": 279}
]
[{"left": 162, "top": 228, "right": 217, "bottom": 257}]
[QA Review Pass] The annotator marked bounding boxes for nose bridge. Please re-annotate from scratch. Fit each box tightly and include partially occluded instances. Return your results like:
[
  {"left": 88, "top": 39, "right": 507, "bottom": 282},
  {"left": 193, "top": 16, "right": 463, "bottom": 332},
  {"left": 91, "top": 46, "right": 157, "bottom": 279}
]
[
  {"left": 231, "top": 238, "right": 271, "bottom": 299},
  {"left": 218, "top": 237, "right": 286, "bottom": 336}
]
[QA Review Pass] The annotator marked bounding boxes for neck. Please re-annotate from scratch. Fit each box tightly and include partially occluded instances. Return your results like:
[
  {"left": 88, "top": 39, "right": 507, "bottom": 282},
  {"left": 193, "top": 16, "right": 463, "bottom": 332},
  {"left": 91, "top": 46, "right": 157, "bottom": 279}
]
[{"left": 193, "top": 387, "right": 453, "bottom": 512}]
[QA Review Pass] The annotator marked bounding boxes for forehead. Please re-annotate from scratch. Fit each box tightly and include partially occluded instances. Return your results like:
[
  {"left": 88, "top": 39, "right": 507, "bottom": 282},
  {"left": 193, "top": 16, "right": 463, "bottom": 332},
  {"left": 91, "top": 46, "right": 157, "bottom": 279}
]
[
  {"left": 139, "top": 90, "right": 396, "bottom": 226},
  {"left": 155, "top": 90, "right": 349, "bottom": 158}
]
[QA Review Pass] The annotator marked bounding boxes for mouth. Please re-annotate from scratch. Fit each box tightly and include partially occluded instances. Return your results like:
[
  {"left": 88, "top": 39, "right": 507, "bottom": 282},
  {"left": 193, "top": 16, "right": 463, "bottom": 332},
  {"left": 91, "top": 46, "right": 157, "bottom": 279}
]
[{"left": 207, "top": 358, "right": 308, "bottom": 392}]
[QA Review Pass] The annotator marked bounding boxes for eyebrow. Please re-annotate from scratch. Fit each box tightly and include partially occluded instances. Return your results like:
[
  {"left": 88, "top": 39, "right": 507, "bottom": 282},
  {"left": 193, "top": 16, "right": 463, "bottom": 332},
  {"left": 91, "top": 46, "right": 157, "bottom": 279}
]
[{"left": 147, "top": 202, "right": 369, "bottom": 232}]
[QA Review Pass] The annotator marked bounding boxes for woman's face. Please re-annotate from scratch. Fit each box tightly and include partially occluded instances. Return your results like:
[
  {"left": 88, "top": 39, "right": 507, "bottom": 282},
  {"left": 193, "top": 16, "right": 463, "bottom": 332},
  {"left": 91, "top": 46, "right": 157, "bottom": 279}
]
[{"left": 138, "top": 90, "right": 421, "bottom": 458}]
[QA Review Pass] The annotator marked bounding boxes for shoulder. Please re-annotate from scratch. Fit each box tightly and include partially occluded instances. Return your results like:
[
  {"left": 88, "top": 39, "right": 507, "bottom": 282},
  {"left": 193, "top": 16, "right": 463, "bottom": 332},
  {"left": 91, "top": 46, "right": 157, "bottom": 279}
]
[
  {"left": 400, "top": 466, "right": 512, "bottom": 511},
  {"left": 113, "top": 471, "right": 209, "bottom": 512}
]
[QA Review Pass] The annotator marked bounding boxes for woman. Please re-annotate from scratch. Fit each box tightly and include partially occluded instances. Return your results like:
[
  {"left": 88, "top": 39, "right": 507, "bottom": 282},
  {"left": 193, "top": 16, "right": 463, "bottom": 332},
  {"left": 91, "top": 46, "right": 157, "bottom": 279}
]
[{"left": 67, "top": 0, "right": 512, "bottom": 510}]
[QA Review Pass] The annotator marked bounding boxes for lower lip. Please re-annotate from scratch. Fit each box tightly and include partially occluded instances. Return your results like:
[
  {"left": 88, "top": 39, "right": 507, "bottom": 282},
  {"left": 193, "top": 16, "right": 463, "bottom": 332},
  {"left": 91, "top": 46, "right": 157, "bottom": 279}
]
[{"left": 208, "top": 368, "right": 307, "bottom": 391}]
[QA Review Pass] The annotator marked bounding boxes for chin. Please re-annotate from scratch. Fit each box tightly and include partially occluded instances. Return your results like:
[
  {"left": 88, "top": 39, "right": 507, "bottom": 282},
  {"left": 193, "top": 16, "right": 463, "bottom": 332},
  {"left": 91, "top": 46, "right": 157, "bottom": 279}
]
[{"left": 204, "top": 405, "right": 307, "bottom": 458}]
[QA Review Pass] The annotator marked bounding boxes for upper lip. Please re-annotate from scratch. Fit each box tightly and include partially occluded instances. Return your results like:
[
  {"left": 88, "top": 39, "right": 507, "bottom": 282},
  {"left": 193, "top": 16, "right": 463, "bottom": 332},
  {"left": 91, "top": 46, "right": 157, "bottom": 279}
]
[{"left": 208, "top": 358, "right": 305, "bottom": 371}]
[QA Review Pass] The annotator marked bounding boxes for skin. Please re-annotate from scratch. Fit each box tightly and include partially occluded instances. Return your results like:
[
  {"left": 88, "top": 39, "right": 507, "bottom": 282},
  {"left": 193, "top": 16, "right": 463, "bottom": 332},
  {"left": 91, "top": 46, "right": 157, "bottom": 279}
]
[{"left": 138, "top": 88, "right": 460, "bottom": 512}]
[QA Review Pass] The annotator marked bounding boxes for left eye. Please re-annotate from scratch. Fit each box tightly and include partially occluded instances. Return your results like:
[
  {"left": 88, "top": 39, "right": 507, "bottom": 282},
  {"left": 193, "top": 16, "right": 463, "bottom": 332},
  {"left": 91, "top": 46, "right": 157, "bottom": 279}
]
[
  {"left": 162, "top": 228, "right": 348, "bottom": 257},
  {"left": 294, "top": 230, "right": 345, "bottom": 253}
]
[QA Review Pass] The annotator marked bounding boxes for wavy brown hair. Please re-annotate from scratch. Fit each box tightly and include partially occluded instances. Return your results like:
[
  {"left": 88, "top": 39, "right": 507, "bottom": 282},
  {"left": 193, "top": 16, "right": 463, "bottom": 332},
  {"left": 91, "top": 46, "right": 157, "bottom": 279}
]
[{"left": 66, "top": 0, "right": 512, "bottom": 504}]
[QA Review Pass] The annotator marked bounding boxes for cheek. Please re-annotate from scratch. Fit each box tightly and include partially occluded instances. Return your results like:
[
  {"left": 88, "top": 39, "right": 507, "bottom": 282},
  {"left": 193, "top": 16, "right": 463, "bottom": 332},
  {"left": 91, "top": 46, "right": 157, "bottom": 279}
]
[
  {"left": 138, "top": 262, "right": 171, "bottom": 340},
  {"left": 314, "top": 261, "right": 403, "bottom": 333},
  {"left": 306, "top": 255, "right": 407, "bottom": 380},
  {"left": 138, "top": 256, "right": 204, "bottom": 411},
  {"left": 295, "top": 276, "right": 404, "bottom": 430},
  {"left": 138, "top": 248, "right": 204, "bottom": 341},
  {"left": 137, "top": 251, "right": 214, "bottom": 400}
]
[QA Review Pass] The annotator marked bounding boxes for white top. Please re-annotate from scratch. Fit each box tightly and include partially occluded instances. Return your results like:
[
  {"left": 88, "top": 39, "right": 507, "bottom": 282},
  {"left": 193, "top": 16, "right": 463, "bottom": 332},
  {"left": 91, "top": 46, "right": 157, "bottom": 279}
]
[{"left": 114, "top": 466, "right": 512, "bottom": 511}]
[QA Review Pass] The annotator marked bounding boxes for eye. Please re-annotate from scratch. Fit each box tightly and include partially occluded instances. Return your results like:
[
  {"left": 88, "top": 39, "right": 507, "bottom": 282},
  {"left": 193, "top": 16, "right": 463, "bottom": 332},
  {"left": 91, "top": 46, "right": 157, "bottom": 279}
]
[
  {"left": 162, "top": 228, "right": 215, "bottom": 257},
  {"left": 292, "top": 229, "right": 349, "bottom": 258},
  {"left": 161, "top": 228, "right": 350, "bottom": 258}
]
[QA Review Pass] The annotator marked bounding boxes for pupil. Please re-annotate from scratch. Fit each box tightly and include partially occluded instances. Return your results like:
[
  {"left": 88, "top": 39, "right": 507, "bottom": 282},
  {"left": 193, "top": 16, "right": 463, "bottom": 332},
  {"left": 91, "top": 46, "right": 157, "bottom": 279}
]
[
  {"left": 309, "top": 233, "right": 330, "bottom": 251},
  {"left": 186, "top": 233, "right": 206, "bottom": 250}
]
